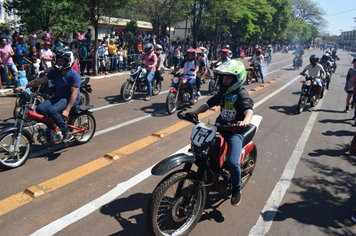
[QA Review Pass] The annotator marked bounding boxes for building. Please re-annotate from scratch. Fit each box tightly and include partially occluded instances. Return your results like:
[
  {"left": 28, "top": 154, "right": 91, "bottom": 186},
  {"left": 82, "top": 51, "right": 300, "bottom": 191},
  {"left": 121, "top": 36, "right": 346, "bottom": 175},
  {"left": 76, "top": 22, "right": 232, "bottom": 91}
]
[
  {"left": 172, "top": 19, "right": 192, "bottom": 41},
  {"left": 340, "top": 30, "right": 356, "bottom": 47},
  {"left": 0, "top": 0, "right": 20, "bottom": 26}
]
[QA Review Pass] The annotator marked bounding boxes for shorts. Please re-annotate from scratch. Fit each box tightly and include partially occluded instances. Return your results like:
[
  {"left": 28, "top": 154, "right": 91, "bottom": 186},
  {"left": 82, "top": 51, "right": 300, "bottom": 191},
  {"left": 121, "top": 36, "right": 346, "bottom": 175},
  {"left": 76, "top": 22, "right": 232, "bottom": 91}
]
[{"left": 315, "top": 79, "right": 322, "bottom": 85}]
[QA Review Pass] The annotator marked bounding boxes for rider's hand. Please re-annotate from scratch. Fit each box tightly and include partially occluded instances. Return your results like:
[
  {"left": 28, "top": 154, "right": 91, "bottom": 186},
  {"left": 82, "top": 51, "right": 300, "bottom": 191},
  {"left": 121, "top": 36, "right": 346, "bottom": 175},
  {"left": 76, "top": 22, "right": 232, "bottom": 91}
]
[
  {"left": 62, "top": 109, "right": 70, "bottom": 120},
  {"left": 15, "top": 86, "right": 26, "bottom": 91},
  {"left": 237, "top": 120, "right": 249, "bottom": 127}
]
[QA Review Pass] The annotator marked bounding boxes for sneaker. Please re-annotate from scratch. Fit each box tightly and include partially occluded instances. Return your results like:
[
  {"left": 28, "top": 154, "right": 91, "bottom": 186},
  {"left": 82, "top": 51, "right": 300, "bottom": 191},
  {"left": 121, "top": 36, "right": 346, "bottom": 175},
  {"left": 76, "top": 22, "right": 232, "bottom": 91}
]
[
  {"left": 345, "top": 106, "right": 350, "bottom": 113},
  {"left": 144, "top": 96, "right": 152, "bottom": 101},
  {"left": 62, "top": 132, "right": 74, "bottom": 143},
  {"left": 105, "top": 72, "right": 109, "bottom": 75},
  {"left": 262, "top": 79, "right": 265, "bottom": 83},
  {"left": 196, "top": 91, "right": 201, "bottom": 97},
  {"left": 231, "top": 188, "right": 241, "bottom": 206},
  {"left": 352, "top": 211, "right": 356, "bottom": 223}
]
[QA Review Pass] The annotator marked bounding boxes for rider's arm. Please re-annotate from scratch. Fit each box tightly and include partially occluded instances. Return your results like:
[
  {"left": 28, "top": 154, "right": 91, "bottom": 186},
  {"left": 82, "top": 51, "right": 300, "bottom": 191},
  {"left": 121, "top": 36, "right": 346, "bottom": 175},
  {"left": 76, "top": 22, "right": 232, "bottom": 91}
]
[
  {"left": 238, "top": 109, "right": 253, "bottom": 127},
  {"left": 320, "top": 67, "right": 326, "bottom": 79},
  {"left": 16, "top": 75, "right": 49, "bottom": 91},
  {"left": 65, "top": 86, "right": 79, "bottom": 113}
]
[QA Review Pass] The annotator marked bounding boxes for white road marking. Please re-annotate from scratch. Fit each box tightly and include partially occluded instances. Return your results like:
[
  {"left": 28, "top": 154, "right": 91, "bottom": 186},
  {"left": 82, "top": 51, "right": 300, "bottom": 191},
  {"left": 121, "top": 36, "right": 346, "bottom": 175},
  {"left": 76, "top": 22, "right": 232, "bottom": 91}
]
[
  {"left": 30, "top": 75, "right": 303, "bottom": 235},
  {"left": 249, "top": 92, "right": 325, "bottom": 236},
  {"left": 29, "top": 145, "right": 191, "bottom": 236}
]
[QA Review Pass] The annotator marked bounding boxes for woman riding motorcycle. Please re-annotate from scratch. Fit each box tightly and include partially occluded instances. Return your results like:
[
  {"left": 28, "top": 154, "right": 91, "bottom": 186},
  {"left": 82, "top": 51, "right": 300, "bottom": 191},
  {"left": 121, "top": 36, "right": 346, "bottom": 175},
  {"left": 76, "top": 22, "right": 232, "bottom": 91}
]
[{"left": 190, "top": 60, "right": 254, "bottom": 206}]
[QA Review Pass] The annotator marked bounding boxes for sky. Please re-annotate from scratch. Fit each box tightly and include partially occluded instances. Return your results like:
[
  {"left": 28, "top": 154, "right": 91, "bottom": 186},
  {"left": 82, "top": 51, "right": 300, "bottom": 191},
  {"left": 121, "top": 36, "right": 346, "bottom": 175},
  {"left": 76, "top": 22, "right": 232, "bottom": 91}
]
[{"left": 313, "top": 0, "right": 356, "bottom": 35}]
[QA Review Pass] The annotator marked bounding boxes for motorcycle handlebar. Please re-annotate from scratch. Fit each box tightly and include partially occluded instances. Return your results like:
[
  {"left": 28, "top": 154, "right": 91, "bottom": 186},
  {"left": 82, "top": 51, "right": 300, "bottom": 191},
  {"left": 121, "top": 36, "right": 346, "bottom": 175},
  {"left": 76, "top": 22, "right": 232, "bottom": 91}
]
[{"left": 177, "top": 111, "right": 199, "bottom": 125}]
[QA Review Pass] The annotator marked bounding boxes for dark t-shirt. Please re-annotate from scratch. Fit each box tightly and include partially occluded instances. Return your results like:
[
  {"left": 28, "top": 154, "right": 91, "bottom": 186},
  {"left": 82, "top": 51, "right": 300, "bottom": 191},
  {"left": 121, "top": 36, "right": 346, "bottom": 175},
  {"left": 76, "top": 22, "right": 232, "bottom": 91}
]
[
  {"left": 47, "top": 68, "right": 81, "bottom": 104},
  {"left": 207, "top": 87, "right": 253, "bottom": 125}
]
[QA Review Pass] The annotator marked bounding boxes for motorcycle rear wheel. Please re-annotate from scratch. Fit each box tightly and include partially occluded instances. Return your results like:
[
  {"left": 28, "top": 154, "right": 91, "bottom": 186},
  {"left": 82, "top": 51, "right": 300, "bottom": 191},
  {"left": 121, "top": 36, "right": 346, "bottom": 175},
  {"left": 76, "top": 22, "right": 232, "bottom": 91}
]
[
  {"left": 152, "top": 81, "right": 162, "bottom": 96},
  {"left": 241, "top": 146, "right": 257, "bottom": 188},
  {"left": 68, "top": 112, "right": 96, "bottom": 144},
  {"left": 246, "top": 71, "right": 252, "bottom": 85},
  {"left": 297, "top": 95, "right": 307, "bottom": 114},
  {"left": 208, "top": 79, "right": 219, "bottom": 95},
  {"left": 121, "top": 81, "right": 134, "bottom": 102},
  {"left": 0, "top": 131, "right": 32, "bottom": 169},
  {"left": 146, "top": 171, "right": 206, "bottom": 236},
  {"left": 79, "top": 90, "right": 90, "bottom": 106},
  {"left": 166, "top": 92, "right": 178, "bottom": 115}
]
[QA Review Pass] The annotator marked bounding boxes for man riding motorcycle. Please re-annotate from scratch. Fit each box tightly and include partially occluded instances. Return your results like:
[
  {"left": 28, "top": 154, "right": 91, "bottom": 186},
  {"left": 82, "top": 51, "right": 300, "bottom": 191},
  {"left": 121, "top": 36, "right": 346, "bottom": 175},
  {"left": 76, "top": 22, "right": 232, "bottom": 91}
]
[
  {"left": 133, "top": 43, "right": 158, "bottom": 101},
  {"left": 252, "top": 48, "right": 264, "bottom": 83},
  {"left": 16, "top": 47, "right": 81, "bottom": 143},
  {"left": 300, "top": 54, "right": 326, "bottom": 105},
  {"left": 319, "top": 53, "right": 334, "bottom": 90},
  {"left": 172, "top": 48, "right": 199, "bottom": 103},
  {"left": 190, "top": 60, "right": 253, "bottom": 206}
]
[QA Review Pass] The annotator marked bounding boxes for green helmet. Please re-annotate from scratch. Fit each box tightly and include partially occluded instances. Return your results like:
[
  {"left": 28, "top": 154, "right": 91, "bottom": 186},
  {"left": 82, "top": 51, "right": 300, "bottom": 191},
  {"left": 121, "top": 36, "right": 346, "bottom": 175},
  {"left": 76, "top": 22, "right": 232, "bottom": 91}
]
[
  {"left": 214, "top": 60, "right": 246, "bottom": 94},
  {"left": 268, "top": 45, "right": 272, "bottom": 48}
]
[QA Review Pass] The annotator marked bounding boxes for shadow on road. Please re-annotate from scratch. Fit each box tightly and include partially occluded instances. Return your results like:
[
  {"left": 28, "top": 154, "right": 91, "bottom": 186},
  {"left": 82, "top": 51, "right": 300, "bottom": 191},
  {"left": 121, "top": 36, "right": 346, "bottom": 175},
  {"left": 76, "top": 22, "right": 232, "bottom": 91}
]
[{"left": 269, "top": 105, "right": 304, "bottom": 115}]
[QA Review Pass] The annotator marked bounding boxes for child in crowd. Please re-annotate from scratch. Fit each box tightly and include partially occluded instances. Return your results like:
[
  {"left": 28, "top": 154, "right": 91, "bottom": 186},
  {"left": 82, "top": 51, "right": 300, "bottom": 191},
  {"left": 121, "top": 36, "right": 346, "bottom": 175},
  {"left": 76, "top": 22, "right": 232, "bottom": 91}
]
[
  {"left": 14, "top": 64, "right": 31, "bottom": 95},
  {"left": 28, "top": 55, "right": 41, "bottom": 81},
  {"left": 117, "top": 46, "right": 123, "bottom": 72}
]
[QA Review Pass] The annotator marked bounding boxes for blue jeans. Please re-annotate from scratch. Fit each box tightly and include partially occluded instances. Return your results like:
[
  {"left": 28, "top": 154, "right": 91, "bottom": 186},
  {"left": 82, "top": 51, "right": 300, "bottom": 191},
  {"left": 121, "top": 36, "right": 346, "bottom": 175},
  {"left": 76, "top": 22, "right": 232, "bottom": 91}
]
[
  {"left": 123, "top": 57, "right": 127, "bottom": 70},
  {"left": 184, "top": 76, "right": 196, "bottom": 99},
  {"left": 2, "top": 63, "right": 18, "bottom": 85},
  {"left": 145, "top": 70, "right": 155, "bottom": 96},
  {"left": 110, "top": 55, "right": 117, "bottom": 72},
  {"left": 257, "top": 64, "right": 264, "bottom": 80},
  {"left": 117, "top": 61, "right": 123, "bottom": 71},
  {"left": 36, "top": 96, "right": 75, "bottom": 134},
  {"left": 220, "top": 132, "right": 243, "bottom": 189}
]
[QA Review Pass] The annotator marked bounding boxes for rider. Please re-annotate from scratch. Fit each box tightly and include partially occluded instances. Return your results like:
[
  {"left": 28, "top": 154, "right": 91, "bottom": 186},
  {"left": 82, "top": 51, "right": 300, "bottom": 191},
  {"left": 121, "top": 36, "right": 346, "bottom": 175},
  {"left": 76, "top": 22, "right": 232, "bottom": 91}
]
[
  {"left": 319, "top": 53, "right": 333, "bottom": 90},
  {"left": 300, "top": 54, "right": 326, "bottom": 105},
  {"left": 330, "top": 49, "right": 340, "bottom": 72},
  {"left": 195, "top": 48, "right": 207, "bottom": 97},
  {"left": 252, "top": 48, "right": 264, "bottom": 83},
  {"left": 266, "top": 44, "right": 272, "bottom": 64},
  {"left": 16, "top": 47, "right": 81, "bottom": 143},
  {"left": 133, "top": 43, "right": 157, "bottom": 101},
  {"left": 216, "top": 48, "right": 230, "bottom": 65},
  {"left": 154, "top": 44, "right": 164, "bottom": 87},
  {"left": 190, "top": 60, "right": 254, "bottom": 206},
  {"left": 173, "top": 48, "right": 199, "bottom": 103}
]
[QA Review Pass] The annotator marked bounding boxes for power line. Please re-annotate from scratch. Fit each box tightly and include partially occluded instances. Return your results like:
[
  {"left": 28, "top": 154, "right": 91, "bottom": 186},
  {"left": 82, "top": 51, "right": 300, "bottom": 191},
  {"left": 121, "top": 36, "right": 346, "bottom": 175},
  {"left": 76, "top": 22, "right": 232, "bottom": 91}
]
[{"left": 326, "top": 8, "right": 356, "bottom": 17}]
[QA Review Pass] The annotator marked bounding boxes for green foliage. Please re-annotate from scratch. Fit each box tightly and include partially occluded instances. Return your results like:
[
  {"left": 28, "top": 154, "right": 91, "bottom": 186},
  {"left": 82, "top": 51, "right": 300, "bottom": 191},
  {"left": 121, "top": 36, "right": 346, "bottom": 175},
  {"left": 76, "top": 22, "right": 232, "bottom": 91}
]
[{"left": 125, "top": 20, "right": 138, "bottom": 36}]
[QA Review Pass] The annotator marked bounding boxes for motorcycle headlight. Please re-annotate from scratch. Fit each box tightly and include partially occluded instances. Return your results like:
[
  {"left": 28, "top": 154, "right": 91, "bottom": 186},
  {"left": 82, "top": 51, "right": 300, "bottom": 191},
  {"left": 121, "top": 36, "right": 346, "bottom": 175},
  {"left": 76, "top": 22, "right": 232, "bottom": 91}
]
[
  {"left": 304, "top": 80, "right": 311, "bottom": 86},
  {"left": 172, "top": 77, "right": 179, "bottom": 84}
]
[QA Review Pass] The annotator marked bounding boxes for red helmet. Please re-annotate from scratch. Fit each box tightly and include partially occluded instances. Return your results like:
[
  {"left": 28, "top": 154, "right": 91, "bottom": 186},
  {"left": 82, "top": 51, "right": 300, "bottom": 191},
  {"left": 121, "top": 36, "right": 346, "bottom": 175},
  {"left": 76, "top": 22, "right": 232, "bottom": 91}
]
[
  {"left": 187, "top": 48, "right": 196, "bottom": 61},
  {"left": 195, "top": 48, "right": 202, "bottom": 57},
  {"left": 256, "top": 49, "right": 262, "bottom": 56},
  {"left": 220, "top": 48, "right": 229, "bottom": 54}
]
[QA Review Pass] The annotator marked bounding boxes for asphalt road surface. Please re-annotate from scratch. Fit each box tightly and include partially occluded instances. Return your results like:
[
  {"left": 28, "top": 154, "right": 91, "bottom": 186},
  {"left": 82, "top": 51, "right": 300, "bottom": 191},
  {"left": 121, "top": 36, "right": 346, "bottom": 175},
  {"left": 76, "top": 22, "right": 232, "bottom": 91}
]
[{"left": 1, "top": 49, "right": 356, "bottom": 236}]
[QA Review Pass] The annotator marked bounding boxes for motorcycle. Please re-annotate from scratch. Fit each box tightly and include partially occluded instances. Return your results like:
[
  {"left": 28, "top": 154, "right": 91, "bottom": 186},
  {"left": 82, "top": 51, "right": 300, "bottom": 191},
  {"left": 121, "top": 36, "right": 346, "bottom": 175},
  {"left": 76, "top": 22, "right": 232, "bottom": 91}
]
[
  {"left": 293, "top": 54, "right": 303, "bottom": 70},
  {"left": 264, "top": 52, "right": 271, "bottom": 66},
  {"left": 120, "top": 63, "right": 162, "bottom": 102},
  {"left": 246, "top": 60, "right": 261, "bottom": 84},
  {"left": 208, "top": 61, "right": 222, "bottom": 95},
  {"left": 0, "top": 90, "right": 96, "bottom": 169},
  {"left": 13, "top": 77, "right": 93, "bottom": 118},
  {"left": 296, "top": 74, "right": 321, "bottom": 114},
  {"left": 166, "top": 73, "right": 198, "bottom": 115},
  {"left": 146, "top": 111, "right": 262, "bottom": 236}
]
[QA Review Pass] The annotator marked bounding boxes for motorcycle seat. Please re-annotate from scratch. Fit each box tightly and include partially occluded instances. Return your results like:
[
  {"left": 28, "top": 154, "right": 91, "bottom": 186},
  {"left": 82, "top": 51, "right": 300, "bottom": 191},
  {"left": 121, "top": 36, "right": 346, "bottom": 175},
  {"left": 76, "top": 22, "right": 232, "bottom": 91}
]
[
  {"left": 242, "top": 124, "right": 257, "bottom": 147},
  {"left": 80, "top": 77, "right": 90, "bottom": 86}
]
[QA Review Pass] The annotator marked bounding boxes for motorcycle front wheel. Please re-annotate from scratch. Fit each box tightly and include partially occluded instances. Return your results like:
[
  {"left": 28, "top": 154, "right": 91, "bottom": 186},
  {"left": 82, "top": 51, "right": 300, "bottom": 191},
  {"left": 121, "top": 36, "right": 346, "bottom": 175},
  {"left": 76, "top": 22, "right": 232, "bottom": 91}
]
[
  {"left": 297, "top": 95, "right": 307, "bottom": 114},
  {"left": 146, "top": 171, "right": 206, "bottom": 236},
  {"left": 68, "top": 112, "right": 96, "bottom": 144},
  {"left": 0, "top": 131, "right": 32, "bottom": 169},
  {"left": 121, "top": 81, "right": 134, "bottom": 102},
  {"left": 79, "top": 90, "right": 90, "bottom": 106},
  {"left": 166, "top": 92, "right": 178, "bottom": 115},
  {"left": 246, "top": 71, "right": 252, "bottom": 84},
  {"left": 208, "top": 79, "right": 219, "bottom": 95},
  {"left": 152, "top": 80, "right": 162, "bottom": 96}
]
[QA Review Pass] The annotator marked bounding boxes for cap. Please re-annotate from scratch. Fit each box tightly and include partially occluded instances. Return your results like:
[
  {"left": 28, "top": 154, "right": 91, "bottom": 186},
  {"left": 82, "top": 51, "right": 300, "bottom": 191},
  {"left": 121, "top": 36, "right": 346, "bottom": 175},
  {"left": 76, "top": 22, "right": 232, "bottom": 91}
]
[{"left": 44, "top": 41, "right": 51, "bottom": 45}]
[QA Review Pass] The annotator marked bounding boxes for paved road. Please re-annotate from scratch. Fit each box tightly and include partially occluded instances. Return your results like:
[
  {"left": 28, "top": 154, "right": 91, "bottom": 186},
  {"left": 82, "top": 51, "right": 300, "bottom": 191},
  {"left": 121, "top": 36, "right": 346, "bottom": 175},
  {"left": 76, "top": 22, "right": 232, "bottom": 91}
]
[{"left": 0, "top": 50, "right": 356, "bottom": 236}]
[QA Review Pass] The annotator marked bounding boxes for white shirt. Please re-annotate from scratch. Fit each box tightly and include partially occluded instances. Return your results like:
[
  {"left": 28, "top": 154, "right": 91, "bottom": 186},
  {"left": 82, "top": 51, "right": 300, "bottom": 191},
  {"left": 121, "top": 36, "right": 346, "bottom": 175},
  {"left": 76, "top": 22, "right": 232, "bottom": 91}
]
[
  {"left": 304, "top": 63, "right": 323, "bottom": 77},
  {"left": 40, "top": 48, "right": 53, "bottom": 68}
]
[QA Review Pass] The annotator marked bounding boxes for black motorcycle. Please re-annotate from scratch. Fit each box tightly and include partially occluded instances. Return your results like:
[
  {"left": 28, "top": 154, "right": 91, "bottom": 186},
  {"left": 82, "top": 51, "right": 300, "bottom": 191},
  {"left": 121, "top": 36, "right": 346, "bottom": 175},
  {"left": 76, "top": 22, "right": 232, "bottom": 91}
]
[
  {"left": 297, "top": 74, "right": 321, "bottom": 114},
  {"left": 208, "top": 61, "right": 222, "bottom": 95},
  {"left": 120, "top": 64, "right": 161, "bottom": 102},
  {"left": 13, "top": 77, "right": 92, "bottom": 118},
  {"left": 293, "top": 54, "right": 303, "bottom": 70}
]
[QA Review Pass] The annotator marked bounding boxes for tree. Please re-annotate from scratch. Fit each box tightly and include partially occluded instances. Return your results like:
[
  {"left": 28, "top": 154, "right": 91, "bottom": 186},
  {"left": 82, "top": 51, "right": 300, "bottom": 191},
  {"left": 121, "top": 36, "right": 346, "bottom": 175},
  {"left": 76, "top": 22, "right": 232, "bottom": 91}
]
[
  {"left": 4, "top": 0, "right": 87, "bottom": 35},
  {"left": 264, "top": 0, "right": 291, "bottom": 43},
  {"left": 290, "top": 0, "right": 326, "bottom": 31}
]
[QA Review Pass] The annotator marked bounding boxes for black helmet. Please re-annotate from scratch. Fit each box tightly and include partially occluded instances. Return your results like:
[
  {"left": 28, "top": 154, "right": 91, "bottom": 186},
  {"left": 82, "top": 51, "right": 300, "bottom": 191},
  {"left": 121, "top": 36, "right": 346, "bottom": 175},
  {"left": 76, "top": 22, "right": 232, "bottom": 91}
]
[
  {"left": 54, "top": 47, "right": 74, "bottom": 71},
  {"left": 309, "top": 54, "right": 319, "bottom": 66},
  {"left": 322, "top": 53, "right": 330, "bottom": 62},
  {"left": 144, "top": 43, "right": 154, "bottom": 54}
]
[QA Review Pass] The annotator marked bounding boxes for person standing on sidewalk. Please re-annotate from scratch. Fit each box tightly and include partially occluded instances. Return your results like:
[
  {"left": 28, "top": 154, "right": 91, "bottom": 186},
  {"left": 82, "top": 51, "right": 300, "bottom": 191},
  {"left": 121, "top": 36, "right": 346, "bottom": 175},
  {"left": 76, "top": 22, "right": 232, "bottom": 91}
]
[
  {"left": 0, "top": 38, "right": 18, "bottom": 87},
  {"left": 108, "top": 39, "right": 117, "bottom": 73},
  {"left": 78, "top": 39, "right": 87, "bottom": 76},
  {"left": 344, "top": 58, "right": 356, "bottom": 114}
]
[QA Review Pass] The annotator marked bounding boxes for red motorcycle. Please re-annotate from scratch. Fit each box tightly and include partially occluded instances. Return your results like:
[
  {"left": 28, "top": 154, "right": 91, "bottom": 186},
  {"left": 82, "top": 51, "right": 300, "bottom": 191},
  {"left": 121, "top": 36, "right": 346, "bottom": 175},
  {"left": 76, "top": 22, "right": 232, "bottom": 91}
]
[
  {"left": 0, "top": 90, "right": 96, "bottom": 169},
  {"left": 146, "top": 111, "right": 262, "bottom": 235},
  {"left": 166, "top": 73, "right": 198, "bottom": 115}
]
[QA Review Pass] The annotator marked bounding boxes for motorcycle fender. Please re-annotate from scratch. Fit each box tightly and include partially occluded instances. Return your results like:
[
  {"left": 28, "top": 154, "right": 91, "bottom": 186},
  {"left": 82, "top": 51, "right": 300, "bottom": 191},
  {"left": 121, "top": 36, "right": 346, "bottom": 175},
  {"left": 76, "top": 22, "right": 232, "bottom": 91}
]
[
  {"left": 240, "top": 141, "right": 254, "bottom": 164},
  {"left": 169, "top": 88, "right": 178, "bottom": 93},
  {"left": 0, "top": 126, "right": 35, "bottom": 143},
  {"left": 81, "top": 84, "right": 92, "bottom": 93},
  {"left": 151, "top": 152, "right": 196, "bottom": 176},
  {"left": 247, "top": 67, "right": 254, "bottom": 70}
]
